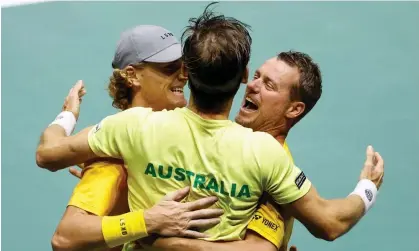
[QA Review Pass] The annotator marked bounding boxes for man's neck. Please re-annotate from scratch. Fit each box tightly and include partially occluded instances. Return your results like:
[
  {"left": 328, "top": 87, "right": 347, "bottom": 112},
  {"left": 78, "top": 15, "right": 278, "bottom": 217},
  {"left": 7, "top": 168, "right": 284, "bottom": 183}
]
[
  {"left": 130, "top": 95, "right": 150, "bottom": 109},
  {"left": 186, "top": 98, "right": 233, "bottom": 120},
  {"left": 274, "top": 134, "right": 287, "bottom": 145},
  {"left": 261, "top": 124, "right": 288, "bottom": 145}
]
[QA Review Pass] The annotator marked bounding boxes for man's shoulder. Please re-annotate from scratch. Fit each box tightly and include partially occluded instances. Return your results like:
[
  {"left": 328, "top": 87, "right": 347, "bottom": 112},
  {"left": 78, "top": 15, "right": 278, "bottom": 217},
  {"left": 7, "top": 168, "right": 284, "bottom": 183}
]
[
  {"left": 123, "top": 106, "right": 153, "bottom": 115},
  {"left": 248, "top": 131, "right": 284, "bottom": 151},
  {"left": 118, "top": 107, "right": 176, "bottom": 123}
]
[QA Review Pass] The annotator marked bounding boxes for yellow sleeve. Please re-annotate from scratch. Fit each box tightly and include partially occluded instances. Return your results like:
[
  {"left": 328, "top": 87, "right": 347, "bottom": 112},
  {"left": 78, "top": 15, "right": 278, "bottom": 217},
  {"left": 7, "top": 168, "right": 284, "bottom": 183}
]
[
  {"left": 68, "top": 160, "right": 127, "bottom": 216},
  {"left": 261, "top": 137, "right": 311, "bottom": 205},
  {"left": 247, "top": 199, "right": 285, "bottom": 249},
  {"left": 87, "top": 107, "right": 152, "bottom": 160},
  {"left": 282, "top": 142, "right": 294, "bottom": 164}
]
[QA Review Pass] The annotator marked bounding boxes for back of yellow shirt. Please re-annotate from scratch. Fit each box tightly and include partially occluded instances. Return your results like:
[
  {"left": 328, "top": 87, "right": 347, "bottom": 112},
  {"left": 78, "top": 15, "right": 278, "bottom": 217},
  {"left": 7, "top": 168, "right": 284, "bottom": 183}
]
[{"left": 88, "top": 107, "right": 311, "bottom": 241}]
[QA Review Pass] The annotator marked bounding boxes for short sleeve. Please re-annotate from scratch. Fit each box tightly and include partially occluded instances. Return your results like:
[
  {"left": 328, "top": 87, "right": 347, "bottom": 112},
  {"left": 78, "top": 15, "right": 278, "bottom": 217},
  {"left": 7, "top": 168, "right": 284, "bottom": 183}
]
[
  {"left": 261, "top": 137, "right": 311, "bottom": 205},
  {"left": 67, "top": 160, "right": 127, "bottom": 216},
  {"left": 87, "top": 107, "right": 152, "bottom": 160},
  {"left": 247, "top": 201, "right": 285, "bottom": 248}
]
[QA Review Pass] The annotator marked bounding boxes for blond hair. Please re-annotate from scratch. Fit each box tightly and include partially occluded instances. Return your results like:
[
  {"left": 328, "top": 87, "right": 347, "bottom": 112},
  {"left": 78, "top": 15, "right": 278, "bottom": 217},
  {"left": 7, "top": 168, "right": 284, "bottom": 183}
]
[{"left": 107, "top": 63, "right": 145, "bottom": 110}]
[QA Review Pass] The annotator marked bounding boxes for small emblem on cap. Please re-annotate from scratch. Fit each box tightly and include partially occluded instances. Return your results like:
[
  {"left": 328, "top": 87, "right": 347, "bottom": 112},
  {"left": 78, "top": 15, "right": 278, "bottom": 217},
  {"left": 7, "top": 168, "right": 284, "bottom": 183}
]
[{"left": 161, "top": 32, "right": 174, "bottom": 40}]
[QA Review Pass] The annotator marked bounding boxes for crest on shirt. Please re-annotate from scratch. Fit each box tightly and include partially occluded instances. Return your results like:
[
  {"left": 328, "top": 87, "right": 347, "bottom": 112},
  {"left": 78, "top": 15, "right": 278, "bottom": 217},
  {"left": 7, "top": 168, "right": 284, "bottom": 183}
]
[
  {"left": 93, "top": 121, "right": 102, "bottom": 133},
  {"left": 295, "top": 171, "right": 306, "bottom": 189}
]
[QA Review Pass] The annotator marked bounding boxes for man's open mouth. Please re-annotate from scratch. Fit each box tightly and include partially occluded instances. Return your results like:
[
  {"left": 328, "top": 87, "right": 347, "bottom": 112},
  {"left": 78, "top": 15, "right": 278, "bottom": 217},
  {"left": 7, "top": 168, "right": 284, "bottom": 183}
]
[
  {"left": 242, "top": 97, "right": 258, "bottom": 111},
  {"left": 171, "top": 87, "right": 184, "bottom": 95}
]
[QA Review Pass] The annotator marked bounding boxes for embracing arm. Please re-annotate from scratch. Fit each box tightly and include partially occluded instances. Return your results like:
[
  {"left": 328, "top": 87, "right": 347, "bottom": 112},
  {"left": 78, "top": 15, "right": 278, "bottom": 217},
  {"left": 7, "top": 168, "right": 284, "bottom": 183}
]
[
  {"left": 36, "top": 81, "right": 96, "bottom": 171},
  {"left": 279, "top": 146, "right": 384, "bottom": 241},
  {"left": 52, "top": 206, "right": 106, "bottom": 251},
  {"left": 52, "top": 161, "right": 128, "bottom": 251},
  {"left": 287, "top": 186, "right": 364, "bottom": 241},
  {"left": 51, "top": 187, "right": 222, "bottom": 251},
  {"left": 152, "top": 231, "right": 277, "bottom": 251},
  {"left": 36, "top": 126, "right": 96, "bottom": 171},
  {"left": 150, "top": 199, "right": 284, "bottom": 251}
]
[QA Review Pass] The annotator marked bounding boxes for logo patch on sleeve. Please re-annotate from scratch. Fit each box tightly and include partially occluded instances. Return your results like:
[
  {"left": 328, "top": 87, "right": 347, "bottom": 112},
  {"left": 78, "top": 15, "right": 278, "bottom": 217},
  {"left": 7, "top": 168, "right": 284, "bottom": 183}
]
[
  {"left": 93, "top": 121, "right": 102, "bottom": 133},
  {"left": 295, "top": 171, "right": 306, "bottom": 189}
]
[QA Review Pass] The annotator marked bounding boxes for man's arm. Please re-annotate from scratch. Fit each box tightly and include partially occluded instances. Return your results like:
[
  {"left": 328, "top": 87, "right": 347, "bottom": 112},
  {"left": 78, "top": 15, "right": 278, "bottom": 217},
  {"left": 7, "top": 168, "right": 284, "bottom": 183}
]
[
  {"left": 52, "top": 160, "right": 128, "bottom": 251},
  {"left": 36, "top": 80, "right": 135, "bottom": 172},
  {"left": 286, "top": 186, "right": 364, "bottom": 241},
  {"left": 36, "top": 126, "right": 96, "bottom": 171},
  {"left": 36, "top": 81, "right": 96, "bottom": 171},
  {"left": 287, "top": 146, "right": 384, "bottom": 241},
  {"left": 52, "top": 206, "right": 105, "bottom": 251},
  {"left": 151, "top": 231, "right": 277, "bottom": 251},
  {"left": 51, "top": 160, "right": 223, "bottom": 251},
  {"left": 150, "top": 198, "right": 287, "bottom": 251},
  {"left": 51, "top": 188, "right": 223, "bottom": 251},
  {"left": 266, "top": 144, "right": 384, "bottom": 242}
]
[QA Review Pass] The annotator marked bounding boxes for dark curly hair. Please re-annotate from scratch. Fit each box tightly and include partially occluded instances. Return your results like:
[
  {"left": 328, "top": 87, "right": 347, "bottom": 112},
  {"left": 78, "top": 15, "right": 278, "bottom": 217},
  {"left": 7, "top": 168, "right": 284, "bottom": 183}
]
[{"left": 182, "top": 2, "right": 252, "bottom": 113}]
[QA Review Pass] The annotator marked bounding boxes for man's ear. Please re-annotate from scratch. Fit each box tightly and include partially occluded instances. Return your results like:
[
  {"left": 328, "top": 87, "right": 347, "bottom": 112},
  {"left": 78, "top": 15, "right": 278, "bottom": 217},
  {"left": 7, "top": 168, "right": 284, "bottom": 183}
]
[
  {"left": 285, "top": 101, "right": 305, "bottom": 120},
  {"left": 126, "top": 66, "right": 142, "bottom": 88},
  {"left": 241, "top": 66, "right": 249, "bottom": 84},
  {"left": 180, "top": 62, "right": 188, "bottom": 80}
]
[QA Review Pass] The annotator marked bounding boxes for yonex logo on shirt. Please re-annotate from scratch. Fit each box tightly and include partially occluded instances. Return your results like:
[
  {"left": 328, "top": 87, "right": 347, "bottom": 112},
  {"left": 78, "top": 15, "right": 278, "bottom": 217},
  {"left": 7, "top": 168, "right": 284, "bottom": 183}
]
[
  {"left": 262, "top": 218, "right": 278, "bottom": 231},
  {"left": 144, "top": 162, "right": 251, "bottom": 198},
  {"left": 253, "top": 214, "right": 262, "bottom": 221},
  {"left": 251, "top": 214, "right": 278, "bottom": 231}
]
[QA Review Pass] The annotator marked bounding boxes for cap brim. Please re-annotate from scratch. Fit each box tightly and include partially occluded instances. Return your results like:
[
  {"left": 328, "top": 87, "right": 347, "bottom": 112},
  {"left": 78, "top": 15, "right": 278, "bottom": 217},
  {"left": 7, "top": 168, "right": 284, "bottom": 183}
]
[{"left": 144, "top": 43, "right": 181, "bottom": 63}]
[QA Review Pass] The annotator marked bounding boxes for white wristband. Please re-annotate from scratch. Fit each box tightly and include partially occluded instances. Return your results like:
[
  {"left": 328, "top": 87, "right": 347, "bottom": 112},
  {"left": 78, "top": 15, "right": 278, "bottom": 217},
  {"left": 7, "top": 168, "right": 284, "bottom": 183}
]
[
  {"left": 349, "top": 179, "right": 378, "bottom": 214},
  {"left": 49, "top": 111, "right": 77, "bottom": 136}
]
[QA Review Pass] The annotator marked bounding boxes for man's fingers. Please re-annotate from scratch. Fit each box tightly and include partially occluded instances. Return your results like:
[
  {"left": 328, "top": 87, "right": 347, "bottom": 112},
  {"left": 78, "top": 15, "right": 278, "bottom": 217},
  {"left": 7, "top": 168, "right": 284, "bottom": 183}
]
[
  {"left": 181, "top": 230, "right": 208, "bottom": 239},
  {"left": 188, "top": 218, "right": 221, "bottom": 229},
  {"left": 69, "top": 167, "right": 82, "bottom": 178},
  {"left": 185, "top": 196, "right": 218, "bottom": 211},
  {"left": 69, "top": 80, "right": 84, "bottom": 98},
  {"left": 364, "top": 145, "right": 374, "bottom": 167},
  {"left": 188, "top": 208, "right": 223, "bottom": 219},
  {"left": 375, "top": 152, "right": 384, "bottom": 171},
  {"left": 74, "top": 80, "right": 84, "bottom": 91},
  {"left": 67, "top": 87, "right": 74, "bottom": 97},
  {"left": 162, "top": 186, "right": 190, "bottom": 202},
  {"left": 79, "top": 89, "right": 87, "bottom": 98}
]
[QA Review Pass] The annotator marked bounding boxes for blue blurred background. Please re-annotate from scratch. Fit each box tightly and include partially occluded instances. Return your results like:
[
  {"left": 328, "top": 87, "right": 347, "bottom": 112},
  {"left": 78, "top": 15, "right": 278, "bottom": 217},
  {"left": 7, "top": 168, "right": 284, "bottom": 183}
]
[{"left": 2, "top": 2, "right": 419, "bottom": 250}]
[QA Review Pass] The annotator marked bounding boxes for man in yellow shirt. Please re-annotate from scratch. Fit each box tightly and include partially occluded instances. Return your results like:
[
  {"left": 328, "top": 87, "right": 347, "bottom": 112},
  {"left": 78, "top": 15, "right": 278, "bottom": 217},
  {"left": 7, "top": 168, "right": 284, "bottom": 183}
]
[{"left": 37, "top": 5, "right": 384, "bottom": 251}]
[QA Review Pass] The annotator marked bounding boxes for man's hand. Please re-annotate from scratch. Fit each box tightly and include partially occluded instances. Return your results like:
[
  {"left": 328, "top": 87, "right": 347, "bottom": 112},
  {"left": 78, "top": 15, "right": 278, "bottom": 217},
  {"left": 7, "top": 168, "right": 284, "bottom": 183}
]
[
  {"left": 144, "top": 187, "right": 223, "bottom": 238},
  {"left": 62, "top": 80, "right": 86, "bottom": 120},
  {"left": 69, "top": 166, "right": 83, "bottom": 179},
  {"left": 360, "top": 146, "right": 384, "bottom": 189}
]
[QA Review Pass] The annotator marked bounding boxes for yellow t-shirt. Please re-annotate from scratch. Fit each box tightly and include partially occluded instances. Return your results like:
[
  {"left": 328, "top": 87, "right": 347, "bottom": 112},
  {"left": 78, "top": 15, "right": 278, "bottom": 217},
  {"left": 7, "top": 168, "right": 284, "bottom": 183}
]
[
  {"left": 247, "top": 143, "right": 296, "bottom": 249},
  {"left": 87, "top": 107, "right": 311, "bottom": 241},
  {"left": 68, "top": 159, "right": 128, "bottom": 216}
]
